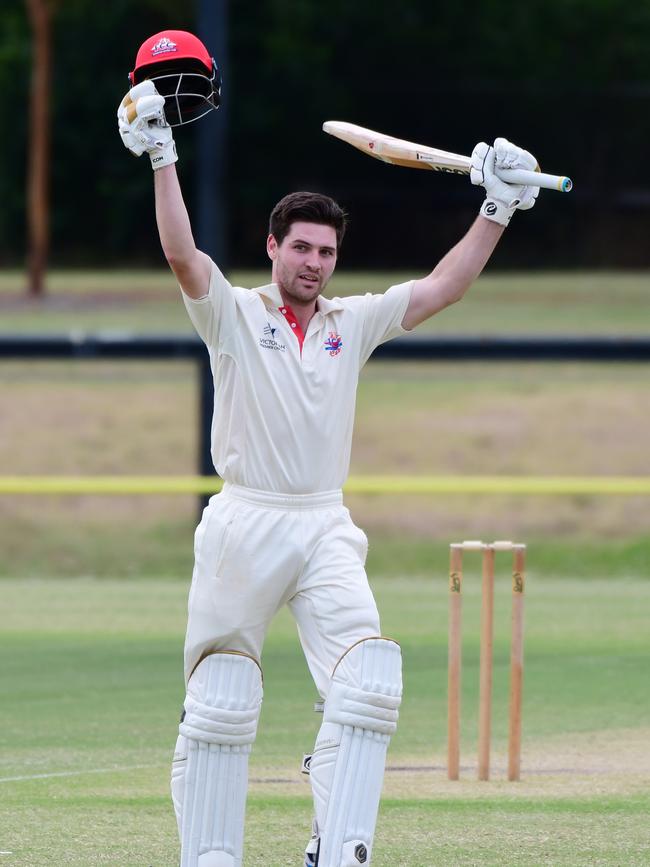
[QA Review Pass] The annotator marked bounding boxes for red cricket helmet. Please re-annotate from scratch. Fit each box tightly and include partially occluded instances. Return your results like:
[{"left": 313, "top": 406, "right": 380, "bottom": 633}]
[{"left": 129, "top": 30, "right": 221, "bottom": 127}]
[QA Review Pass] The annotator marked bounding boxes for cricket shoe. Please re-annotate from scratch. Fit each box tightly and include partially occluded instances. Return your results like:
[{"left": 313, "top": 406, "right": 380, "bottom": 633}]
[
  {"left": 304, "top": 840, "right": 319, "bottom": 867},
  {"left": 304, "top": 818, "right": 320, "bottom": 866}
]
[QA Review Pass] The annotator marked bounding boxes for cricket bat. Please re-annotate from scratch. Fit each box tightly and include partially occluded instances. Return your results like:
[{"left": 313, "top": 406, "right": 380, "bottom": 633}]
[{"left": 323, "top": 121, "right": 572, "bottom": 193}]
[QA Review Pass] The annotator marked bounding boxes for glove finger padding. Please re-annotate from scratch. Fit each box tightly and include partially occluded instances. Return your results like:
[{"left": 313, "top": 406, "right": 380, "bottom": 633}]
[
  {"left": 128, "top": 80, "right": 158, "bottom": 101},
  {"left": 494, "top": 137, "right": 540, "bottom": 210},
  {"left": 471, "top": 142, "right": 522, "bottom": 208},
  {"left": 117, "top": 81, "right": 177, "bottom": 169},
  {"left": 118, "top": 102, "right": 168, "bottom": 152},
  {"left": 118, "top": 117, "right": 145, "bottom": 156},
  {"left": 117, "top": 92, "right": 166, "bottom": 139},
  {"left": 130, "top": 94, "right": 166, "bottom": 125},
  {"left": 469, "top": 141, "right": 491, "bottom": 187},
  {"left": 516, "top": 184, "right": 540, "bottom": 211},
  {"left": 118, "top": 82, "right": 156, "bottom": 118},
  {"left": 494, "top": 137, "right": 538, "bottom": 172}
]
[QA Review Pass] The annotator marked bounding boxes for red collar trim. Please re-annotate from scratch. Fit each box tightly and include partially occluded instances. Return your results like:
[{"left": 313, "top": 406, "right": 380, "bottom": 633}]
[{"left": 278, "top": 305, "right": 305, "bottom": 354}]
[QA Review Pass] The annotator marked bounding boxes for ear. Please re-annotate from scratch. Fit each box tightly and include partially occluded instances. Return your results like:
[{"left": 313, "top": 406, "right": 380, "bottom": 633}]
[{"left": 267, "top": 234, "right": 278, "bottom": 261}]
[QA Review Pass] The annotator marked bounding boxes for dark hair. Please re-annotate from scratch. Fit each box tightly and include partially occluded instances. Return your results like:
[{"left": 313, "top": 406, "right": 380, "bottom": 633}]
[{"left": 269, "top": 191, "right": 348, "bottom": 248}]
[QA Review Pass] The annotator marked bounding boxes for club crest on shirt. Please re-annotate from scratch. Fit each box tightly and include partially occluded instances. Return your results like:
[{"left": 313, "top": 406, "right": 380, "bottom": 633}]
[
  {"left": 260, "top": 322, "right": 286, "bottom": 352},
  {"left": 323, "top": 332, "right": 343, "bottom": 356}
]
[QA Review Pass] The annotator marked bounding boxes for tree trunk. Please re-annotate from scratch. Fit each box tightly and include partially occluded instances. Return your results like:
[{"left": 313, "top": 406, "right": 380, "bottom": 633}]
[{"left": 26, "top": 0, "right": 52, "bottom": 298}]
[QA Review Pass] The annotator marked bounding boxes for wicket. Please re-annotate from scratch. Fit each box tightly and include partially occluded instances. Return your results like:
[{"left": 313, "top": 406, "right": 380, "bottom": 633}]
[{"left": 447, "top": 540, "right": 526, "bottom": 781}]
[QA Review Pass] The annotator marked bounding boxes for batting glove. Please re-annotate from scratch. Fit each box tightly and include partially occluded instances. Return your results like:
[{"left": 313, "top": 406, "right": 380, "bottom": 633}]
[
  {"left": 471, "top": 138, "right": 540, "bottom": 226},
  {"left": 117, "top": 81, "right": 177, "bottom": 171}
]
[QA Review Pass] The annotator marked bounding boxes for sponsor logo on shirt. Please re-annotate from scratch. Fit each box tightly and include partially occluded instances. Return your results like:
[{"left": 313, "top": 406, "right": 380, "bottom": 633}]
[
  {"left": 323, "top": 332, "right": 343, "bottom": 356},
  {"left": 260, "top": 322, "right": 286, "bottom": 352}
]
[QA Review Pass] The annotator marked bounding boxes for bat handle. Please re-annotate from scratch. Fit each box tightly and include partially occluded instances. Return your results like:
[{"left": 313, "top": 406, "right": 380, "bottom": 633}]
[{"left": 496, "top": 167, "right": 573, "bottom": 192}]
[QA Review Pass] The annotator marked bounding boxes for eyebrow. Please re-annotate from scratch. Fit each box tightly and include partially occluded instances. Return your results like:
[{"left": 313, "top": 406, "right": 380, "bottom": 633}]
[{"left": 291, "top": 239, "right": 336, "bottom": 253}]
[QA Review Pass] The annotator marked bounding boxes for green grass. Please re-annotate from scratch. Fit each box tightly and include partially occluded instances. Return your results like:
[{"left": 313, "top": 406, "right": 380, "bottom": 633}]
[
  {"left": 1, "top": 268, "right": 650, "bottom": 333},
  {"left": 0, "top": 522, "right": 648, "bottom": 581},
  {"left": 1, "top": 562, "right": 649, "bottom": 865}
]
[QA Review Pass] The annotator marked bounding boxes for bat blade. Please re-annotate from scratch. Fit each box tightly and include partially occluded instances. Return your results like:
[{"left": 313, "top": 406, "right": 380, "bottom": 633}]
[
  {"left": 323, "top": 121, "right": 471, "bottom": 176},
  {"left": 323, "top": 120, "right": 573, "bottom": 192}
]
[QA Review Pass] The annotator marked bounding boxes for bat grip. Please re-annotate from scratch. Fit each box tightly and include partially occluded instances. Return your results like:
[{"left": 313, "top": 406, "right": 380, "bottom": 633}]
[{"left": 496, "top": 168, "right": 573, "bottom": 192}]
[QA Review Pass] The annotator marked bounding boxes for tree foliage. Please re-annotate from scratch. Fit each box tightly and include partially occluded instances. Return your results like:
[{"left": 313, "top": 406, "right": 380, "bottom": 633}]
[{"left": 2, "top": 0, "right": 650, "bottom": 268}]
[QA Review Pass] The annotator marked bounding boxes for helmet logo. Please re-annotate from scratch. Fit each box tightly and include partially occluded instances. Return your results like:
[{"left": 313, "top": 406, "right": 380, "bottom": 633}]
[{"left": 151, "top": 37, "right": 178, "bottom": 57}]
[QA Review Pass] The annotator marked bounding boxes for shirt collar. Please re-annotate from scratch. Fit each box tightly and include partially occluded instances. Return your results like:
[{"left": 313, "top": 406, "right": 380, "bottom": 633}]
[{"left": 251, "top": 283, "right": 344, "bottom": 315}]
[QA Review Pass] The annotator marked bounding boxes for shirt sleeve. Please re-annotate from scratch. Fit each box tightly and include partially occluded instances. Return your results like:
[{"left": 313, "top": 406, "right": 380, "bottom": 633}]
[
  {"left": 358, "top": 280, "right": 414, "bottom": 366},
  {"left": 181, "top": 260, "right": 238, "bottom": 347}
]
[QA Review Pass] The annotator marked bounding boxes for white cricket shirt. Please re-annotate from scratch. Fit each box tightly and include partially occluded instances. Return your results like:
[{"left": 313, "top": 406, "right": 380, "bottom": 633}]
[{"left": 183, "top": 261, "right": 413, "bottom": 494}]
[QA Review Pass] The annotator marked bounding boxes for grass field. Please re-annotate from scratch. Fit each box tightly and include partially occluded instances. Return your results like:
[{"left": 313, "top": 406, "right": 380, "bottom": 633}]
[
  {"left": 1, "top": 269, "right": 649, "bottom": 864},
  {"left": 2, "top": 562, "right": 649, "bottom": 866}
]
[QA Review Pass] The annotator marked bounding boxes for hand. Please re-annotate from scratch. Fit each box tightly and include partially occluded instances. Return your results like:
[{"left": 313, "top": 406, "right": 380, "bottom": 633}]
[
  {"left": 470, "top": 138, "right": 540, "bottom": 226},
  {"left": 117, "top": 81, "right": 178, "bottom": 171}
]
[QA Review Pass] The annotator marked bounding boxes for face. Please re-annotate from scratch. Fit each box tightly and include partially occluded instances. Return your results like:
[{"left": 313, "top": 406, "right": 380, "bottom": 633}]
[{"left": 267, "top": 222, "right": 338, "bottom": 306}]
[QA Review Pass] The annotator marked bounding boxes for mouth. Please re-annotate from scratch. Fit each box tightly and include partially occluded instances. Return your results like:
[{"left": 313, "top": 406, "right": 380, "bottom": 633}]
[{"left": 299, "top": 273, "right": 319, "bottom": 285}]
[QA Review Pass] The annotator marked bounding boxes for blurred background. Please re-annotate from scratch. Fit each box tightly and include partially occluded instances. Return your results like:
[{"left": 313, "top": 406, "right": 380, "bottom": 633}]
[
  {"left": 3, "top": 0, "right": 650, "bottom": 272},
  {"left": 1, "top": 0, "right": 648, "bottom": 574}
]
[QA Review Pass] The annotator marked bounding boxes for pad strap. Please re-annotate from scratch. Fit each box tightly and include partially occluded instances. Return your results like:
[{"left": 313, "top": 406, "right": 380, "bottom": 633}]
[{"left": 325, "top": 681, "right": 400, "bottom": 733}]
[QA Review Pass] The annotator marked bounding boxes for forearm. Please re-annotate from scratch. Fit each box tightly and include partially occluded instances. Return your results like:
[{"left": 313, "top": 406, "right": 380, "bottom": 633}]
[
  {"left": 154, "top": 165, "right": 198, "bottom": 263},
  {"left": 427, "top": 215, "right": 504, "bottom": 304},
  {"left": 153, "top": 165, "right": 211, "bottom": 298}
]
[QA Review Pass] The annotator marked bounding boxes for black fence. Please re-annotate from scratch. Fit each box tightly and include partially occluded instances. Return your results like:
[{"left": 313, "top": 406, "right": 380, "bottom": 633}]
[{"left": 2, "top": 334, "right": 649, "bottom": 477}]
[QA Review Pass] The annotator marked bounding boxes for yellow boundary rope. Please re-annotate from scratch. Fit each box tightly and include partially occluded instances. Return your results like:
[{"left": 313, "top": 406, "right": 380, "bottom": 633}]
[{"left": 1, "top": 476, "right": 649, "bottom": 495}]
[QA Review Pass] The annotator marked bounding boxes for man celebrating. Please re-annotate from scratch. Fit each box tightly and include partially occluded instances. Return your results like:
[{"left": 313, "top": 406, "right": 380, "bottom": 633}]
[{"left": 118, "top": 73, "right": 539, "bottom": 867}]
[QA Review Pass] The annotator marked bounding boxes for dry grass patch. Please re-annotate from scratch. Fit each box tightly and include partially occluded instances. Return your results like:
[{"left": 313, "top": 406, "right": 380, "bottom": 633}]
[
  {"left": 2, "top": 360, "right": 649, "bottom": 538},
  {"left": 247, "top": 728, "right": 650, "bottom": 802}
]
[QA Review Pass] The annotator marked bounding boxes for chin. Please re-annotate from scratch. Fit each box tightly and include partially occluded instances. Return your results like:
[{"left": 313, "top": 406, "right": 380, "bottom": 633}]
[{"left": 294, "top": 282, "right": 321, "bottom": 300}]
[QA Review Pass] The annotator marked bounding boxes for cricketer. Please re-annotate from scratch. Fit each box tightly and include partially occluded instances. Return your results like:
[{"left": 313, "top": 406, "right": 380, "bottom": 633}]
[{"left": 117, "top": 29, "right": 540, "bottom": 867}]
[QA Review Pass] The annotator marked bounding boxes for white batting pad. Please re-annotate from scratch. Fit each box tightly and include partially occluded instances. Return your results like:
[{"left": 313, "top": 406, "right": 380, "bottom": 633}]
[
  {"left": 176, "top": 652, "right": 263, "bottom": 867},
  {"left": 171, "top": 733, "right": 188, "bottom": 837},
  {"left": 310, "top": 638, "right": 402, "bottom": 866}
]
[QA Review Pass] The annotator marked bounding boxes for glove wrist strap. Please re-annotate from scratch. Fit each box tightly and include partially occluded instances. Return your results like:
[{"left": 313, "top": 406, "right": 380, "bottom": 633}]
[
  {"left": 150, "top": 141, "right": 178, "bottom": 171},
  {"left": 480, "top": 198, "right": 514, "bottom": 227}
]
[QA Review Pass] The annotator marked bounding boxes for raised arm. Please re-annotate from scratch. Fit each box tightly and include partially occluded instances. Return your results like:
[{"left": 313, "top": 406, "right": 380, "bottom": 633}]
[
  {"left": 117, "top": 81, "right": 211, "bottom": 300},
  {"left": 402, "top": 137, "right": 540, "bottom": 331},
  {"left": 403, "top": 217, "right": 504, "bottom": 330},
  {"left": 153, "top": 165, "right": 211, "bottom": 299}
]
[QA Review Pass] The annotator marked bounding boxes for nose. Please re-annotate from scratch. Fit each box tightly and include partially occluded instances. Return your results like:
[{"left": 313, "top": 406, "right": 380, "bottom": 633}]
[{"left": 305, "top": 251, "right": 320, "bottom": 270}]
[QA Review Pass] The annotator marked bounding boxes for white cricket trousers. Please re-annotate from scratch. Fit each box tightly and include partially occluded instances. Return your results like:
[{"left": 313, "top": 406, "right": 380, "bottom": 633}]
[{"left": 184, "top": 483, "right": 381, "bottom": 695}]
